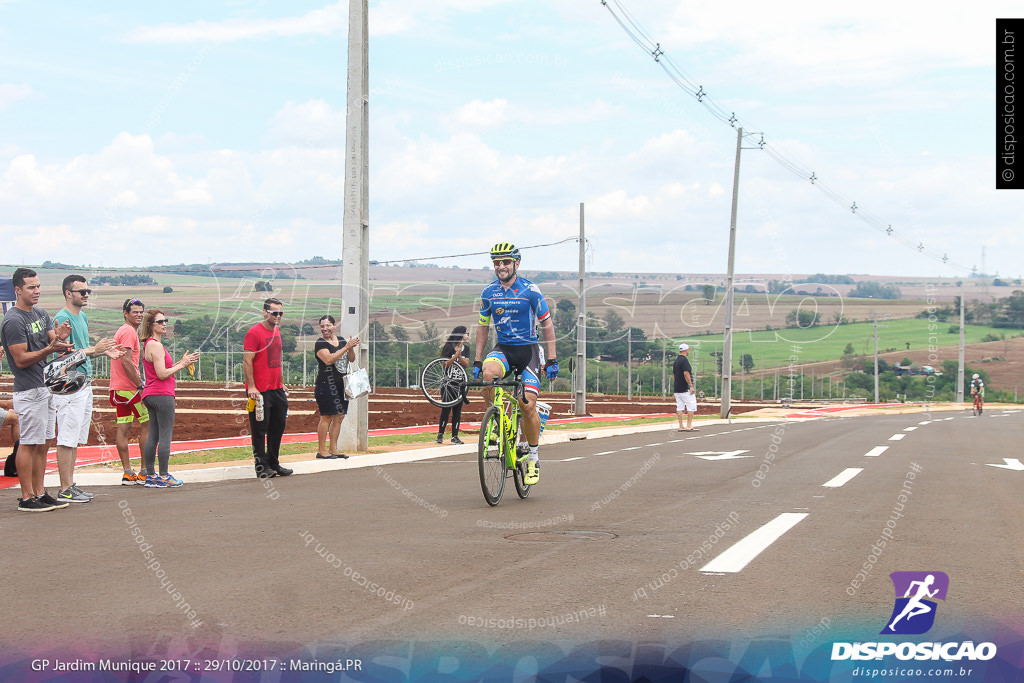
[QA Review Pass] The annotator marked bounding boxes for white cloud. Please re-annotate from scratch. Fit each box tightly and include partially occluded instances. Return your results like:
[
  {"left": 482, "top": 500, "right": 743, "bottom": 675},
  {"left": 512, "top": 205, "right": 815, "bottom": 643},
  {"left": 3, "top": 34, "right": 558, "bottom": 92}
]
[
  {"left": 446, "top": 99, "right": 510, "bottom": 129},
  {"left": 0, "top": 83, "right": 40, "bottom": 110},
  {"left": 267, "top": 100, "right": 346, "bottom": 147},
  {"left": 125, "top": 3, "right": 347, "bottom": 43}
]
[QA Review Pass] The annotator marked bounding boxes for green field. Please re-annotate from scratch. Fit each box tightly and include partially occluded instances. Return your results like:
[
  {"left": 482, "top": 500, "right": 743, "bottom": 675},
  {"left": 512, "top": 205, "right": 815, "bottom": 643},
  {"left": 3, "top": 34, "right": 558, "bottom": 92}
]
[{"left": 670, "top": 319, "right": 1020, "bottom": 371}]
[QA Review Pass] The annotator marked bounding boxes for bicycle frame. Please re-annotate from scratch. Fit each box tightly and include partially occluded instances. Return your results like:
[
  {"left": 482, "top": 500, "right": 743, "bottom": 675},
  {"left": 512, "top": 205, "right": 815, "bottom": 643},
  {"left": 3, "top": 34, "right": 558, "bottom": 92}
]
[{"left": 466, "top": 375, "right": 526, "bottom": 468}]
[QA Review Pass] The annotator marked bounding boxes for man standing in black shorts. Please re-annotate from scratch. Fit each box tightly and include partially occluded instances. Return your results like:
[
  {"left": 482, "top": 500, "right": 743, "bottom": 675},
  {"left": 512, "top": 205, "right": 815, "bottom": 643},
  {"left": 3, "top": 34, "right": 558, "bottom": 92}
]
[{"left": 1, "top": 268, "right": 73, "bottom": 511}]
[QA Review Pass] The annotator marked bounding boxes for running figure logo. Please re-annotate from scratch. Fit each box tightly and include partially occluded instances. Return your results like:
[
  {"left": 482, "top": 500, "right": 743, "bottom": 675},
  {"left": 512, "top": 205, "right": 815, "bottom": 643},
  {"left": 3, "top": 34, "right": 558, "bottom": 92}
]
[{"left": 881, "top": 571, "right": 949, "bottom": 635}]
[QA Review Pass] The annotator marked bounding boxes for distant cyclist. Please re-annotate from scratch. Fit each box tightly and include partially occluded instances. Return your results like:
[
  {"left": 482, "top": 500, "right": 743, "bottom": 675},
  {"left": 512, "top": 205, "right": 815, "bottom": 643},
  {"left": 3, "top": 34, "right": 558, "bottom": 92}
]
[
  {"left": 970, "top": 373, "right": 984, "bottom": 413},
  {"left": 474, "top": 242, "right": 557, "bottom": 486}
]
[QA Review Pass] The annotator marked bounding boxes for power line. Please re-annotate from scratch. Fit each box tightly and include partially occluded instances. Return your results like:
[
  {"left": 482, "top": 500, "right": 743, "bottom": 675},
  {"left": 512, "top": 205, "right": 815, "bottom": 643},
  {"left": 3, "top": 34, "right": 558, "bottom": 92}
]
[
  {"left": 600, "top": 0, "right": 973, "bottom": 274},
  {"left": 370, "top": 236, "right": 581, "bottom": 266},
  {"left": 0, "top": 236, "right": 583, "bottom": 275}
]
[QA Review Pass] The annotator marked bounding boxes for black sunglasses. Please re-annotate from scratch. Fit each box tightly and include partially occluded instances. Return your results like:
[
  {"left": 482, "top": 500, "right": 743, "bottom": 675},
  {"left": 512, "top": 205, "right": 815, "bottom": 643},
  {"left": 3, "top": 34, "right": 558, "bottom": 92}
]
[
  {"left": 266, "top": 310, "right": 284, "bottom": 317},
  {"left": 153, "top": 318, "right": 169, "bottom": 324},
  {"left": 70, "top": 289, "right": 92, "bottom": 295}
]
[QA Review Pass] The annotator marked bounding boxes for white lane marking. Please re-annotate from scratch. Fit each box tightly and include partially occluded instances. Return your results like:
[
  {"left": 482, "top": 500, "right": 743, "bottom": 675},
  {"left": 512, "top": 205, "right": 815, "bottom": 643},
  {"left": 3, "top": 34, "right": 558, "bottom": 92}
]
[
  {"left": 865, "top": 446, "right": 889, "bottom": 458},
  {"left": 903, "top": 426, "right": 917, "bottom": 432},
  {"left": 558, "top": 457, "right": 587, "bottom": 462},
  {"left": 700, "top": 513, "right": 809, "bottom": 573},
  {"left": 594, "top": 451, "right": 617, "bottom": 456},
  {"left": 822, "top": 468, "right": 864, "bottom": 488},
  {"left": 667, "top": 439, "right": 685, "bottom": 443},
  {"left": 986, "top": 458, "right": 1024, "bottom": 471},
  {"left": 648, "top": 442, "right": 664, "bottom": 447},
  {"left": 689, "top": 450, "right": 752, "bottom": 461},
  {"left": 889, "top": 434, "right": 906, "bottom": 441},
  {"left": 622, "top": 446, "right": 644, "bottom": 451},
  {"left": 918, "top": 420, "right": 931, "bottom": 425},
  {"left": 646, "top": 614, "right": 675, "bottom": 619}
]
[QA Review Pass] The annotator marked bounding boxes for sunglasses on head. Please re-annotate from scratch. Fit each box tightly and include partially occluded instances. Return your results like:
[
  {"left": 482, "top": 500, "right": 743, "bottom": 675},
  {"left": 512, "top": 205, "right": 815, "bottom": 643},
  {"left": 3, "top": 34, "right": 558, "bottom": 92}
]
[
  {"left": 123, "top": 298, "right": 143, "bottom": 312},
  {"left": 492, "top": 259, "right": 515, "bottom": 266}
]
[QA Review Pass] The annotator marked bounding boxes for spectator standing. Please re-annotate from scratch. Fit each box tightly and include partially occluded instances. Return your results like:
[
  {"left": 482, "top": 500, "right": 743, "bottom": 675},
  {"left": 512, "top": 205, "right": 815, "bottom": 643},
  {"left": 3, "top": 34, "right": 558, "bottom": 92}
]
[
  {"left": 1, "top": 268, "right": 73, "bottom": 511},
  {"left": 52, "top": 275, "right": 123, "bottom": 503},
  {"left": 0, "top": 350, "right": 19, "bottom": 476},
  {"left": 672, "top": 343, "right": 698, "bottom": 431},
  {"left": 436, "top": 325, "right": 470, "bottom": 445},
  {"left": 313, "top": 314, "right": 358, "bottom": 459},
  {"left": 140, "top": 309, "right": 199, "bottom": 488},
  {"left": 243, "top": 298, "right": 292, "bottom": 479},
  {"left": 109, "top": 299, "right": 150, "bottom": 484}
]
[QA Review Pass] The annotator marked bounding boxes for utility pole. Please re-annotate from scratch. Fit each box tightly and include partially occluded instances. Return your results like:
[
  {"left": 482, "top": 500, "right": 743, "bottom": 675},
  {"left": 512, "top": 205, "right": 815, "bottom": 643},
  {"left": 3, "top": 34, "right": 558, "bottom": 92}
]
[
  {"left": 873, "top": 311, "right": 889, "bottom": 404},
  {"left": 721, "top": 127, "right": 742, "bottom": 419},
  {"left": 225, "top": 328, "right": 231, "bottom": 388},
  {"left": 956, "top": 294, "right": 965, "bottom": 403},
  {"left": 575, "top": 203, "right": 587, "bottom": 416},
  {"left": 339, "top": 0, "right": 369, "bottom": 453},
  {"left": 661, "top": 338, "right": 667, "bottom": 398},
  {"left": 626, "top": 328, "right": 632, "bottom": 401}
]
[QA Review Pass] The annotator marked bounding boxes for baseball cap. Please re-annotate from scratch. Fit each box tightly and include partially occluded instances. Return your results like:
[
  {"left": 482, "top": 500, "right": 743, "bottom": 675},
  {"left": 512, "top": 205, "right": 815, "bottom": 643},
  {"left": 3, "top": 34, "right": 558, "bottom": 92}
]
[{"left": 678, "top": 343, "right": 690, "bottom": 351}]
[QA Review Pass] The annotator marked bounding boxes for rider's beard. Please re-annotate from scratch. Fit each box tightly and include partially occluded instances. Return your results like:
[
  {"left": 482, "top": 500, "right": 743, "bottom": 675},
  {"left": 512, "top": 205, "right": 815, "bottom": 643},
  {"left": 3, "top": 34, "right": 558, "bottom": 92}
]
[{"left": 497, "top": 265, "right": 516, "bottom": 285}]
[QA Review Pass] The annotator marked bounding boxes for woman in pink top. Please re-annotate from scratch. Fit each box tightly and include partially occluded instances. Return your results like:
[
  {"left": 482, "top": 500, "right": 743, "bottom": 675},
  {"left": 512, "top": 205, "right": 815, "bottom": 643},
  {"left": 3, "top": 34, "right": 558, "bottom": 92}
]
[{"left": 140, "top": 309, "right": 199, "bottom": 488}]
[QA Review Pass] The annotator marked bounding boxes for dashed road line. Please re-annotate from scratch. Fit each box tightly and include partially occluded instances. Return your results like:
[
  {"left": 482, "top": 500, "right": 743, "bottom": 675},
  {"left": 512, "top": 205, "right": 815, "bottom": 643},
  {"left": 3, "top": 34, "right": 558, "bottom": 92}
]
[
  {"left": 822, "top": 468, "right": 864, "bottom": 488},
  {"left": 888, "top": 433, "right": 906, "bottom": 441},
  {"left": 864, "top": 446, "right": 889, "bottom": 457},
  {"left": 700, "top": 513, "right": 808, "bottom": 573}
]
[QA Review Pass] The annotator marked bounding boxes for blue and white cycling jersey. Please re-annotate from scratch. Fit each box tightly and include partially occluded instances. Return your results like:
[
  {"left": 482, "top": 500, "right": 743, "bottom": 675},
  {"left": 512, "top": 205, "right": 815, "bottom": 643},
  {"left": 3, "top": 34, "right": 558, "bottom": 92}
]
[{"left": 478, "top": 276, "right": 551, "bottom": 345}]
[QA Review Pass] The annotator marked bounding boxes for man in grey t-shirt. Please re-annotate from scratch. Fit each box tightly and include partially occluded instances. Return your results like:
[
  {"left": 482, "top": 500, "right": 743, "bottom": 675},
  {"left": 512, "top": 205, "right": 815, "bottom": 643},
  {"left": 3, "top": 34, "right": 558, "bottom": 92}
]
[{"left": 0, "top": 268, "right": 72, "bottom": 512}]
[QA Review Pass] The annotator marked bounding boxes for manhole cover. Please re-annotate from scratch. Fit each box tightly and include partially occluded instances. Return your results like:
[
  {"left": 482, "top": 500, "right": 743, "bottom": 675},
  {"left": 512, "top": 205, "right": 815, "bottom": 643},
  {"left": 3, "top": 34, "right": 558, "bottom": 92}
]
[{"left": 506, "top": 530, "right": 618, "bottom": 542}]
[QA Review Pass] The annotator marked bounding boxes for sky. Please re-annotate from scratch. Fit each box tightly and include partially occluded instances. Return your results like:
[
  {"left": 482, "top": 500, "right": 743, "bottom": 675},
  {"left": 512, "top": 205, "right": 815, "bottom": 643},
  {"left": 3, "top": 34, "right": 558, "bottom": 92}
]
[{"left": 0, "top": 1, "right": 1020, "bottom": 279}]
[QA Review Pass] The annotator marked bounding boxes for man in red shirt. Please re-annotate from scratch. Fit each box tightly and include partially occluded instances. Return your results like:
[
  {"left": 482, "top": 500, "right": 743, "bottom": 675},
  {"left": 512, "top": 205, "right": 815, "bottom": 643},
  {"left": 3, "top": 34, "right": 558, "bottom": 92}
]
[
  {"left": 243, "top": 298, "right": 291, "bottom": 478},
  {"left": 109, "top": 298, "right": 150, "bottom": 484}
]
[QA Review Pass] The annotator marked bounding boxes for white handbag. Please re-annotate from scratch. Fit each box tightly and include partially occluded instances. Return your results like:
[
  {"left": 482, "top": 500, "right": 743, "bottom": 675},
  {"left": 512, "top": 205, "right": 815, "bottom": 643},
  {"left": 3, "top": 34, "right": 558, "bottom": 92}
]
[{"left": 344, "top": 361, "right": 371, "bottom": 399}]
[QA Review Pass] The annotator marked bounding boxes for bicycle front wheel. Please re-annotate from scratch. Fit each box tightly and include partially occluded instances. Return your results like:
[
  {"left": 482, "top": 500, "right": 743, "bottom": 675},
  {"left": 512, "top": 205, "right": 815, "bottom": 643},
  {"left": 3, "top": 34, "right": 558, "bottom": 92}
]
[
  {"left": 420, "top": 357, "right": 466, "bottom": 408},
  {"left": 512, "top": 424, "right": 532, "bottom": 499},
  {"left": 478, "top": 405, "right": 505, "bottom": 506}
]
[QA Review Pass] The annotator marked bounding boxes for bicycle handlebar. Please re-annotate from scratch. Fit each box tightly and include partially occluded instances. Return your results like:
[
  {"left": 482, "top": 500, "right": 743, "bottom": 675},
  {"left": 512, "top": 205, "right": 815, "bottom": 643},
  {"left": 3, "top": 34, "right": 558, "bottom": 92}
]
[{"left": 462, "top": 375, "right": 526, "bottom": 401}]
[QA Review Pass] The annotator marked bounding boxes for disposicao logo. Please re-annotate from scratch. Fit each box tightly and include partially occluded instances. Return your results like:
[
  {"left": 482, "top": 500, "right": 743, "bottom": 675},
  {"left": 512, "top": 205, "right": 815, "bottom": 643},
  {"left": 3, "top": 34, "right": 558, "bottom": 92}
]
[
  {"left": 881, "top": 571, "right": 948, "bottom": 635},
  {"left": 831, "top": 571, "right": 997, "bottom": 662}
]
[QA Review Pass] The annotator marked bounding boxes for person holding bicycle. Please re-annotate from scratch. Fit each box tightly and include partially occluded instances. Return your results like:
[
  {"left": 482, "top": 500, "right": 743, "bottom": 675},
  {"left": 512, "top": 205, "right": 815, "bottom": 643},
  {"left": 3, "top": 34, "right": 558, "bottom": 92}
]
[
  {"left": 473, "top": 242, "right": 557, "bottom": 486},
  {"left": 970, "top": 373, "right": 985, "bottom": 413}
]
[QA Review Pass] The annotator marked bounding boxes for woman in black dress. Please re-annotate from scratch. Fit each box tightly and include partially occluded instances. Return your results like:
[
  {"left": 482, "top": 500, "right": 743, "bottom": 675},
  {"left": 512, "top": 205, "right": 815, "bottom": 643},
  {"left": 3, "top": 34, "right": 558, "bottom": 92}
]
[
  {"left": 314, "top": 315, "right": 358, "bottom": 459},
  {"left": 436, "top": 325, "right": 470, "bottom": 445}
]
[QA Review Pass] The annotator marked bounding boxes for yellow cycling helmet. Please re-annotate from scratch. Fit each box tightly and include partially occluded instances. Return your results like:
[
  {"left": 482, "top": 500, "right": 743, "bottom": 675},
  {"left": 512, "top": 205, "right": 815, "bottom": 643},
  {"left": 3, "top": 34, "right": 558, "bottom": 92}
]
[{"left": 489, "top": 242, "right": 521, "bottom": 261}]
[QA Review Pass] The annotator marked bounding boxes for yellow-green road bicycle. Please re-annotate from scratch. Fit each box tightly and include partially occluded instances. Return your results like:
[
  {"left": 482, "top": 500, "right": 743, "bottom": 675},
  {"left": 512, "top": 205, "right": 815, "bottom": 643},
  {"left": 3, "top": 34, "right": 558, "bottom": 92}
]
[{"left": 420, "top": 357, "right": 532, "bottom": 506}]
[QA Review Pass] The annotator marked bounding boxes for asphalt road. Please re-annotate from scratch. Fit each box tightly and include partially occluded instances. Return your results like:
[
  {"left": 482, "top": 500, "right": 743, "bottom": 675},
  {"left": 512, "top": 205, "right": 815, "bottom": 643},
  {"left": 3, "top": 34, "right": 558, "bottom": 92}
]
[{"left": 3, "top": 408, "right": 1022, "bottom": 680}]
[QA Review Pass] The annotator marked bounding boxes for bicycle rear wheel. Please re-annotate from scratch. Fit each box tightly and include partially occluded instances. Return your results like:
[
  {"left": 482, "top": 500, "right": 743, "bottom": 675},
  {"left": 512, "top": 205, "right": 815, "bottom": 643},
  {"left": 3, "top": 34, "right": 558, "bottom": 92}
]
[
  {"left": 478, "top": 405, "right": 505, "bottom": 506},
  {"left": 420, "top": 357, "right": 466, "bottom": 408}
]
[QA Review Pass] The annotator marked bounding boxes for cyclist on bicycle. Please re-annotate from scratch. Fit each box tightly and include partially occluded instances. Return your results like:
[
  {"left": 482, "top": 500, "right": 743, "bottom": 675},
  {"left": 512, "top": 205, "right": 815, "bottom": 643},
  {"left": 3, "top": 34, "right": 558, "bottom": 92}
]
[
  {"left": 970, "top": 373, "right": 985, "bottom": 412},
  {"left": 474, "top": 242, "right": 557, "bottom": 486}
]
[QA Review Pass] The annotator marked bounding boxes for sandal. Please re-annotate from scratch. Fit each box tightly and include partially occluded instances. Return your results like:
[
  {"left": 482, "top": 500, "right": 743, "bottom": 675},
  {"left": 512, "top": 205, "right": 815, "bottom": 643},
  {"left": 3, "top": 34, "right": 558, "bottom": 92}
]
[
  {"left": 330, "top": 453, "right": 350, "bottom": 459},
  {"left": 316, "top": 453, "right": 331, "bottom": 459}
]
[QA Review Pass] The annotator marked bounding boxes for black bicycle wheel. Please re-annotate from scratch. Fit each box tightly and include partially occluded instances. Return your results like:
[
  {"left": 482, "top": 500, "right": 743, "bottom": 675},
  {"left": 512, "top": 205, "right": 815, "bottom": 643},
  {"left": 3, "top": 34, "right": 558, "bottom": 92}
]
[
  {"left": 478, "top": 405, "right": 505, "bottom": 506},
  {"left": 420, "top": 357, "right": 466, "bottom": 408},
  {"left": 513, "top": 461, "right": 532, "bottom": 499},
  {"left": 512, "top": 423, "right": 532, "bottom": 499}
]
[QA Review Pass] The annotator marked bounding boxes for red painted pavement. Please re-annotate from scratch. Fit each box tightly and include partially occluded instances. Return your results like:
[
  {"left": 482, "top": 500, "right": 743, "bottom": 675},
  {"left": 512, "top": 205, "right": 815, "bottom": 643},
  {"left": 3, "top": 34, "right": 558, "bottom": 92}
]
[{"left": 0, "top": 413, "right": 672, "bottom": 488}]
